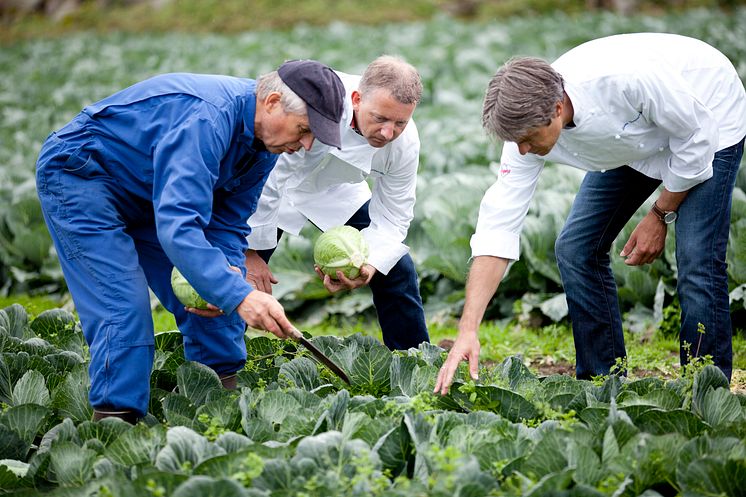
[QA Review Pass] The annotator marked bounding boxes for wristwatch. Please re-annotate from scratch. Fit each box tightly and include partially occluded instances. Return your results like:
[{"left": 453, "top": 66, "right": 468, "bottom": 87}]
[{"left": 651, "top": 201, "right": 678, "bottom": 224}]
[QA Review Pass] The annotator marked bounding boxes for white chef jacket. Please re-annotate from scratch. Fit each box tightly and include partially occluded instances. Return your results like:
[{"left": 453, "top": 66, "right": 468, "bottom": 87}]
[
  {"left": 247, "top": 72, "right": 420, "bottom": 274},
  {"left": 472, "top": 33, "right": 746, "bottom": 261}
]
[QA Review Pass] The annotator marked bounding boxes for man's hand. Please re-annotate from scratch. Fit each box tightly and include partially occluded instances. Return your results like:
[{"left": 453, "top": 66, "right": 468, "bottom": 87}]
[
  {"left": 185, "top": 303, "right": 223, "bottom": 318},
  {"left": 244, "top": 250, "right": 278, "bottom": 294},
  {"left": 235, "top": 290, "right": 294, "bottom": 339},
  {"left": 314, "top": 263, "right": 376, "bottom": 293},
  {"left": 619, "top": 212, "right": 667, "bottom": 266},
  {"left": 434, "top": 330, "right": 480, "bottom": 396},
  {"left": 184, "top": 265, "right": 243, "bottom": 318}
]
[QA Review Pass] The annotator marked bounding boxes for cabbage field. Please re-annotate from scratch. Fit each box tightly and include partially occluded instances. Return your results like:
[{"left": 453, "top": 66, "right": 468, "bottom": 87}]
[
  {"left": 2, "top": 8, "right": 746, "bottom": 329},
  {"left": 1, "top": 6, "right": 746, "bottom": 496},
  {"left": 1, "top": 304, "right": 745, "bottom": 496}
]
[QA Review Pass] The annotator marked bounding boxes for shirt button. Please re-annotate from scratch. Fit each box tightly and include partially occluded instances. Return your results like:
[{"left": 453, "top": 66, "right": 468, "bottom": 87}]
[
  {"left": 573, "top": 152, "right": 578, "bottom": 157},
  {"left": 638, "top": 143, "right": 645, "bottom": 148},
  {"left": 614, "top": 134, "right": 621, "bottom": 140},
  {"left": 658, "top": 146, "right": 665, "bottom": 152}
]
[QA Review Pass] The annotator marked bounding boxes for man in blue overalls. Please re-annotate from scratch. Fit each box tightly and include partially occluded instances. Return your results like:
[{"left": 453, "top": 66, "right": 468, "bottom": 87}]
[{"left": 36, "top": 60, "right": 345, "bottom": 423}]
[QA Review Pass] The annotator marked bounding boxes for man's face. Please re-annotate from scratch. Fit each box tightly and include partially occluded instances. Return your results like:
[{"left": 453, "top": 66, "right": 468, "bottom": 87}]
[
  {"left": 515, "top": 102, "right": 565, "bottom": 156},
  {"left": 256, "top": 92, "right": 315, "bottom": 154},
  {"left": 351, "top": 89, "right": 416, "bottom": 148}
]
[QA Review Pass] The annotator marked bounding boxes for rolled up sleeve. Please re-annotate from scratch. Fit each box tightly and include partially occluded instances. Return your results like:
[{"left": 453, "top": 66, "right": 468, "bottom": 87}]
[
  {"left": 471, "top": 143, "right": 544, "bottom": 260},
  {"left": 625, "top": 68, "right": 718, "bottom": 192}
]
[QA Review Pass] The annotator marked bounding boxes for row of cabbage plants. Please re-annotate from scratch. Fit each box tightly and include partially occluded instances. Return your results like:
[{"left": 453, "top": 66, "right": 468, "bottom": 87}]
[{"left": 1, "top": 303, "right": 745, "bottom": 495}]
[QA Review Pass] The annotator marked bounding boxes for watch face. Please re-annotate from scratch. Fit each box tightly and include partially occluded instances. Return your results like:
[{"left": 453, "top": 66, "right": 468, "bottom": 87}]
[{"left": 664, "top": 211, "right": 678, "bottom": 224}]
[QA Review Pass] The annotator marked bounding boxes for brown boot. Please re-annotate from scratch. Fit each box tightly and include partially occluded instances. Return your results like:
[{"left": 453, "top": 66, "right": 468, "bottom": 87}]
[
  {"left": 219, "top": 372, "right": 238, "bottom": 390},
  {"left": 92, "top": 408, "right": 140, "bottom": 424}
]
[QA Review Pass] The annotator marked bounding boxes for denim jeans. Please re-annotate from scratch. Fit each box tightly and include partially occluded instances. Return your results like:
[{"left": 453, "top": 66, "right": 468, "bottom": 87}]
[
  {"left": 256, "top": 200, "right": 430, "bottom": 350},
  {"left": 555, "top": 138, "right": 744, "bottom": 381}
]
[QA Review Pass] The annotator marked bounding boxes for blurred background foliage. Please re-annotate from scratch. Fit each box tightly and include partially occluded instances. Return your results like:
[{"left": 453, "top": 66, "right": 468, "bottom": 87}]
[
  {"left": 2, "top": 0, "right": 746, "bottom": 43},
  {"left": 1, "top": 0, "right": 745, "bottom": 336}
]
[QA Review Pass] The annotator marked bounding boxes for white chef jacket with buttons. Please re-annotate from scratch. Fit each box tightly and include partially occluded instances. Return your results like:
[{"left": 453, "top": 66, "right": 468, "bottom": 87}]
[
  {"left": 471, "top": 33, "right": 746, "bottom": 261},
  {"left": 247, "top": 71, "right": 420, "bottom": 275}
]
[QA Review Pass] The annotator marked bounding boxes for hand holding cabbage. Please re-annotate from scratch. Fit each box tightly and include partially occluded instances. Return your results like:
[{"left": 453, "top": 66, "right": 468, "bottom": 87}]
[
  {"left": 313, "top": 226, "right": 375, "bottom": 292},
  {"left": 172, "top": 265, "right": 294, "bottom": 339}
]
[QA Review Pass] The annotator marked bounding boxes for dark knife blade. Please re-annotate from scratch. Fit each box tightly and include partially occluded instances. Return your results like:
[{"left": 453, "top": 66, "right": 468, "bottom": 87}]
[{"left": 289, "top": 328, "right": 350, "bottom": 384}]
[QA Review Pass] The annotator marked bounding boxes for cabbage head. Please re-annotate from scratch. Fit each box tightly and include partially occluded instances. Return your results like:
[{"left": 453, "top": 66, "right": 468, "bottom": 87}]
[
  {"left": 313, "top": 226, "right": 369, "bottom": 280},
  {"left": 171, "top": 267, "right": 209, "bottom": 309}
]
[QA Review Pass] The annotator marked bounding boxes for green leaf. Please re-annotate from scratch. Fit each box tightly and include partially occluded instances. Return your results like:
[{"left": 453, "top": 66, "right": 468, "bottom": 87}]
[
  {"left": 675, "top": 435, "right": 746, "bottom": 483},
  {"left": 348, "top": 345, "right": 392, "bottom": 397},
  {"left": 28, "top": 308, "right": 77, "bottom": 340},
  {"left": 196, "top": 391, "right": 243, "bottom": 433},
  {"left": 635, "top": 408, "right": 708, "bottom": 438},
  {"left": 692, "top": 365, "right": 731, "bottom": 417},
  {"left": 616, "top": 432, "right": 686, "bottom": 495},
  {"left": 50, "top": 364, "right": 91, "bottom": 422},
  {"left": 161, "top": 393, "right": 199, "bottom": 429},
  {"left": 176, "top": 362, "right": 222, "bottom": 407},
  {"left": 699, "top": 387, "right": 744, "bottom": 428},
  {"left": 292, "top": 430, "right": 379, "bottom": 476},
  {"left": 0, "top": 424, "right": 28, "bottom": 461},
  {"left": 0, "top": 355, "right": 13, "bottom": 405},
  {"left": 520, "top": 429, "right": 573, "bottom": 479},
  {"left": 49, "top": 441, "right": 97, "bottom": 486},
  {"left": 105, "top": 423, "right": 165, "bottom": 467},
  {"left": 0, "top": 305, "right": 29, "bottom": 339},
  {"left": 171, "top": 475, "right": 249, "bottom": 497},
  {"left": 279, "top": 356, "right": 321, "bottom": 390},
  {"left": 373, "top": 423, "right": 411, "bottom": 478},
  {"left": 451, "top": 383, "right": 540, "bottom": 422},
  {"left": 678, "top": 457, "right": 746, "bottom": 496},
  {"left": 0, "top": 459, "right": 29, "bottom": 490},
  {"left": 78, "top": 417, "right": 132, "bottom": 447},
  {"left": 257, "top": 390, "right": 302, "bottom": 426},
  {"left": 252, "top": 458, "right": 294, "bottom": 494},
  {"left": 155, "top": 426, "right": 226, "bottom": 475},
  {"left": 1, "top": 403, "right": 50, "bottom": 450},
  {"left": 11, "top": 370, "right": 49, "bottom": 406}
]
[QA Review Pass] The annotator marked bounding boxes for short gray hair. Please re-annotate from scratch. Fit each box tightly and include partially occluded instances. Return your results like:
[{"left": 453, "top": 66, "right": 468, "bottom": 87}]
[
  {"left": 359, "top": 55, "right": 422, "bottom": 105},
  {"left": 256, "top": 71, "right": 307, "bottom": 115},
  {"left": 482, "top": 56, "right": 564, "bottom": 142}
]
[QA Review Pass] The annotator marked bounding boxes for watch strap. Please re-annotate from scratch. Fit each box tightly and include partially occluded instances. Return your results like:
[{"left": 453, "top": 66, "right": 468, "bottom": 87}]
[{"left": 651, "top": 201, "right": 676, "bottom": 224}]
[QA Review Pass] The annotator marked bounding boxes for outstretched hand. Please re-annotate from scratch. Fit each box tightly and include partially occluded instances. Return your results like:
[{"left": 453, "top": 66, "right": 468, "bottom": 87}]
[
  {"left": 314, "top": 263, "right": 376, "bottom": 293},
  {"left": 434, "top": 331, "right": 481, "bottom": 395}
]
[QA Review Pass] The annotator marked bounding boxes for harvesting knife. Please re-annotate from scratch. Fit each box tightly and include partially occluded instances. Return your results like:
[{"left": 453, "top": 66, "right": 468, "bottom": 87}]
[{"left": 288, "top": 327, "right": 351, "bottom": 384}]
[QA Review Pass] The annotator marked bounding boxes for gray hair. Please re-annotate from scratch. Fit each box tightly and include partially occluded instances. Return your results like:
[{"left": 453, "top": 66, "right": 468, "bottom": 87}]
[
  {"left": 256, "top": 71, "right": 307, "bottom": 115},
  {"left": 359, "top": 55, "right": 422, "bottom": 105},
  {"left": 482, "top": 56, "right": 564, "bottom": 142}
]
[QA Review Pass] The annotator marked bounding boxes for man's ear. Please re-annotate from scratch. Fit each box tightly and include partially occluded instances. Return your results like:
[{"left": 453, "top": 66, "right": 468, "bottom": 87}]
[
  {"left": 555, "top": 100, "right": 563, "bottom": 117},
  {"left": 351, "top": 90, "right": 362, "bottom": 109},
  {"left": 263, "top": 91, "right": 282, "bottom": 112}
]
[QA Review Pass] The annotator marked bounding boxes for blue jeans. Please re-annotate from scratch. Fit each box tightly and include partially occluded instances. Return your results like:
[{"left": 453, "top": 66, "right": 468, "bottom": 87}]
[
  {"left": 555, "top": 138, "right": 744, "bottom": 381},
  {"left": 256, "top": 201, "right": 430, "bottom": 350}
]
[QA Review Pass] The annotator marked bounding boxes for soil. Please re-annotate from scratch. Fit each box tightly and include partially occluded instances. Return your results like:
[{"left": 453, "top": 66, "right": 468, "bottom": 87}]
[{"left": 436, "top": 338, "right": 746, "bottom": 394}]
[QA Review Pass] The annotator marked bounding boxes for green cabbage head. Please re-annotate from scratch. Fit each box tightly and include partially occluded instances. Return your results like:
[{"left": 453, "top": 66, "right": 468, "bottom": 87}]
[
  {"left": 171, "top": 267, "right": 210, "bottom": 309},
  {"left": 313, "top": 226, "right": 369, "bottom": 279}
]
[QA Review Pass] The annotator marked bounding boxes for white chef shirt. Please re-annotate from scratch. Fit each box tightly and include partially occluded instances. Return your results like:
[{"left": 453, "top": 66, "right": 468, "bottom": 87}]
[
  {"left": 472, "top": 33, "right": 746, "bottom": 260},
  {"left": 247, "top": 72, "right": 420, "bottom": 274}
]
